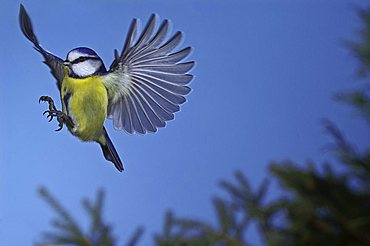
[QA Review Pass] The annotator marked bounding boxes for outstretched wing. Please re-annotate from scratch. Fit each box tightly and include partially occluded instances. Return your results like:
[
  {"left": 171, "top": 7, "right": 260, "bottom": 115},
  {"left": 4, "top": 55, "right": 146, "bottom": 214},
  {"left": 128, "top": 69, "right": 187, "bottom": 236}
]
[
  {"left": 19, "top": 4, "right": 65, "bottom": 90},
  {"left": 103, "top": 14, "right": 194, "bottom": 134}
]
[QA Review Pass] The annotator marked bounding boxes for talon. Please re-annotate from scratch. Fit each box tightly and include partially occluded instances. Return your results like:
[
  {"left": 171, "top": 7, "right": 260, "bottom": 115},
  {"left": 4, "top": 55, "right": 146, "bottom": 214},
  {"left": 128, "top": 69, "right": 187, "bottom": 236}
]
[
  {"left": 39, "top": 95, "right": 50, "bottom": 103},
  {"left": 55, "top": 116, "right": 65, "bottom": 131},
  {"left": 42, "top": 110, "right": 55, "bottom": 121},
  {"left": 39, "top": 96, "right": 44, "bottom": 103},
  {"left": 39, "top": 95, "right": 74, "bottom": 131}
]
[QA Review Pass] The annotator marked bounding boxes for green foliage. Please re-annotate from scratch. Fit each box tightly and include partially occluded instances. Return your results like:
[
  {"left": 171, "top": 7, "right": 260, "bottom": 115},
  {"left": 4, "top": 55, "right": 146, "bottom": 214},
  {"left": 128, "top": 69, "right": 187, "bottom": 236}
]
[
  {"left": 341, "top": 8, "right": 370, "bottom": 122},
  {"left": 347, "top": 8, "right": 370, "bottom": 77},
  {"left": 36, "top": 187, "right": 144, "bottom": 246},
  {"left": 37, "top": 6, "right": 370, "bottom": 246},
  {"left": 336, "top": 91, "right": 370, "bottom": 122},
  {"left": 154, "top": 173, "right": 275, "bottom": 246},
  {"left": 153, "top": 128, "right": 370, "bottom": 245}
]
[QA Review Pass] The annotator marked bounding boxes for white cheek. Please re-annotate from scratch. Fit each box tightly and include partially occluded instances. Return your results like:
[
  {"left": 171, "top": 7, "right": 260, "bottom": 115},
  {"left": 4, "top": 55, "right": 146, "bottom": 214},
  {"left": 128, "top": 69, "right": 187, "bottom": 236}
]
[{"left": 71, "top": 61, "right": 97, "bottom": 77}]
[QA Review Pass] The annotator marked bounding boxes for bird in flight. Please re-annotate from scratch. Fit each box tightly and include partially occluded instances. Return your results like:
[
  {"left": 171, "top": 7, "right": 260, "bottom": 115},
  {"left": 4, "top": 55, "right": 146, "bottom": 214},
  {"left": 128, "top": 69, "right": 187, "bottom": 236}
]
[{"left": 19, "top": 4, "right": 194, "bottom": 172}]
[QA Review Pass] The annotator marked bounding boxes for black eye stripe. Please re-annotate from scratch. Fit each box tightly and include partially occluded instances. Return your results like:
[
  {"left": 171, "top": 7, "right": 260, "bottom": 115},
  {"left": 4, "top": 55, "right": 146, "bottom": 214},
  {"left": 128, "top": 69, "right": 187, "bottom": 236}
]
[
  {"left": 71, "top": 56, "right": 100, "bottom": 64},
  {"left": 70, "top": 57, "right": 86, "bottom": 64}
]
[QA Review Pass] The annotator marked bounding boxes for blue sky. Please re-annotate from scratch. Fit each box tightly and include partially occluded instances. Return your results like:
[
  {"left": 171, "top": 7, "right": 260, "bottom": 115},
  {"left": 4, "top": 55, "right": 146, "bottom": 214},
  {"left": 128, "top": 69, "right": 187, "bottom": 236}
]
[{"left": 1, "top": 0, "right": 370, "bottom": 245}]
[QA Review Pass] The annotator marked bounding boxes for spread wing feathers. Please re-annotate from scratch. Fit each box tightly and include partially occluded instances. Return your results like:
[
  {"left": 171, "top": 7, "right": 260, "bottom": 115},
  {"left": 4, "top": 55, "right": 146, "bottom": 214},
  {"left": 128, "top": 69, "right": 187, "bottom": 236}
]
[
  {"left": 19, "top": 4, "right": 64, "bottom": 90},
  {"left": 104, "top": 14, "right": 194, "bottom": 134}
]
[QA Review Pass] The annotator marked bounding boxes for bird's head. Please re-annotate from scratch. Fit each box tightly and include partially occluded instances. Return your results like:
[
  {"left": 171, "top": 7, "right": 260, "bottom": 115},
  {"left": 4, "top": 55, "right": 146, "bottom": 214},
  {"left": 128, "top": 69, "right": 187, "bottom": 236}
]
[{"left": 64, "top": 47, "right": 107, "bottom": 78}]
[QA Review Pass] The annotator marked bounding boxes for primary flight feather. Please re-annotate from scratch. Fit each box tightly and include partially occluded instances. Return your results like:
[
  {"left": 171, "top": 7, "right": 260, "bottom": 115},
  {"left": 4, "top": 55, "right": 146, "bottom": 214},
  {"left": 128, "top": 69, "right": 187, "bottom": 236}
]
[{"left": 19, "top": 4, "right": 194, "bottom": 172}]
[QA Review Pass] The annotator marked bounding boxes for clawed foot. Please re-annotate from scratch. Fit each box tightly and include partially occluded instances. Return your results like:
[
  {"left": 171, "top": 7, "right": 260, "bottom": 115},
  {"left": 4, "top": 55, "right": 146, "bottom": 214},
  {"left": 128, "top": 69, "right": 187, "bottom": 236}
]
[{"left": 39, "top": 96, "right": 74, "bottom": 131}]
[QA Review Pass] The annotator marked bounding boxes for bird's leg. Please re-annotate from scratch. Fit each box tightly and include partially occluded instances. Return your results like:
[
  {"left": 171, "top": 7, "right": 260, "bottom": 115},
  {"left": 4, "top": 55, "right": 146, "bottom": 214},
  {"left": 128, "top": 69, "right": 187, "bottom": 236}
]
[{"left": 39, "top": 96, "right": 74, "bottom": 131}]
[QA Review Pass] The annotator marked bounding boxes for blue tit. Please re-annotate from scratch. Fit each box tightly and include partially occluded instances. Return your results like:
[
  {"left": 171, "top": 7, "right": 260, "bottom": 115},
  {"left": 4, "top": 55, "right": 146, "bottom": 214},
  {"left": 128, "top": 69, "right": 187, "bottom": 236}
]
[{"left": 19, "top": 4, "right": 194, "bottom": 172}]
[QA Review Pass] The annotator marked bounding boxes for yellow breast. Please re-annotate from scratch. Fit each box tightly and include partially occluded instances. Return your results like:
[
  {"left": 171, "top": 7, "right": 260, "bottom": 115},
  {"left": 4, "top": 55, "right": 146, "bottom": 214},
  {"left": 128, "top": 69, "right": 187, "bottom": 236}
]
[{"left": 61, "top": 75, "right": 108, "bottom": 142}]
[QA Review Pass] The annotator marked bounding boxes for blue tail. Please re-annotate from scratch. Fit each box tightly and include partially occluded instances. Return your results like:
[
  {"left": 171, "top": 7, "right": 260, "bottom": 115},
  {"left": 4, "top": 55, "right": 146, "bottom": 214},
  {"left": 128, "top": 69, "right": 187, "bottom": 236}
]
[{"left": 100, "top": 127, "right": 124, "bottom": 172}]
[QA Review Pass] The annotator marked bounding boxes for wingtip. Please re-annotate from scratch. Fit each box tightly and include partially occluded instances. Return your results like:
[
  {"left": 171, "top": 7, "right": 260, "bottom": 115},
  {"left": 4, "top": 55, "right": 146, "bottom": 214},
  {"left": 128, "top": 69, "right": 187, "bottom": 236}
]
[
  {"left": 149, "top": 13, "right": 157, "bottom": 20},
  {"left": 19, "top": 4, "right": 25, "bottom": 22},
  {"left": 19, "top": 3, "right": 36, "bottom": 43},
  {"left": 185, "top": 46, "right": 193, "bottom": 54},
  {"left": 19, "top": 3, "right": 25, "bottom": 12},
  {"left": 19, "top": 4, "right": 28, "bottom": 23},
  {"left": 173, "top": 31, "right": 184, "bottom": 43},
  {"left": 186, "top": 61, "right": 196, "bottom": 70}
]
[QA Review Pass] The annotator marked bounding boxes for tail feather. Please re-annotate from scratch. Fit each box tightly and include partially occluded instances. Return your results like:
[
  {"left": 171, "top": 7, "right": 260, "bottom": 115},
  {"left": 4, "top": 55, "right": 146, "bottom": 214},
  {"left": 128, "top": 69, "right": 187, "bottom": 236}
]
[{"left": 100, "top": 128, "right": 124, "bottom": 172}]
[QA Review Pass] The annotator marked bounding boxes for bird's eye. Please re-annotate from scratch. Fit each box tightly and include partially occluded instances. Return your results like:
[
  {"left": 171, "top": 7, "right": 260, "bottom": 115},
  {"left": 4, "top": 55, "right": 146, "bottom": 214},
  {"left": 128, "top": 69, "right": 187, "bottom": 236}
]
[
  {"left": 72, "top": 56, "right": 88, "bottom": 64},
  {"left": 78, "top": 57, "right": 87, "bottom": 63}
]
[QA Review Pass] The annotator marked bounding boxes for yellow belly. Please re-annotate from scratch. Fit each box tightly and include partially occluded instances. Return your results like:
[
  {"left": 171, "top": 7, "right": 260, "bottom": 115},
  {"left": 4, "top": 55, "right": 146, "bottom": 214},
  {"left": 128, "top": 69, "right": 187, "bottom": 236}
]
[{"left": 61, "top": 75, "right": 108, "bottom": 142}]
